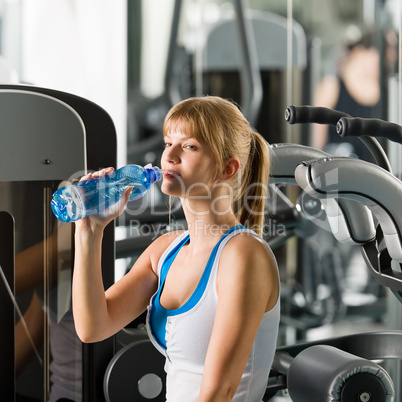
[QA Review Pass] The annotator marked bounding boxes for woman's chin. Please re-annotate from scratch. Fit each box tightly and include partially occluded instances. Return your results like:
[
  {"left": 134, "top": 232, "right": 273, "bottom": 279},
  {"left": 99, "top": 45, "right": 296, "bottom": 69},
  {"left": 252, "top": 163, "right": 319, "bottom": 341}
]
[{"left": 161, "top": 184, "right": 183, "bottom": 198}]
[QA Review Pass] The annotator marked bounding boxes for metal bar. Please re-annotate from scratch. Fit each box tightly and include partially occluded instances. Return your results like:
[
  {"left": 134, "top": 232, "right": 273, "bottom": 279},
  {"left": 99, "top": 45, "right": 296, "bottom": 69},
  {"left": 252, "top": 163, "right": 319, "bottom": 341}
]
[
  {"left": 0, "top": 212, "right": 15, "bottom": 401},
  {"left": 233, "top": 0, "right": 263, "bottom": 127}
]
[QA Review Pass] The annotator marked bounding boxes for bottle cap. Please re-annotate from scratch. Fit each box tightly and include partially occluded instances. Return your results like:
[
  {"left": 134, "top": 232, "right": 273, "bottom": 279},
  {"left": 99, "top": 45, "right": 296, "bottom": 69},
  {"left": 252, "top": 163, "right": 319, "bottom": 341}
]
[{"left": 145, "top": 166, "right": 163, "bottom": 183}]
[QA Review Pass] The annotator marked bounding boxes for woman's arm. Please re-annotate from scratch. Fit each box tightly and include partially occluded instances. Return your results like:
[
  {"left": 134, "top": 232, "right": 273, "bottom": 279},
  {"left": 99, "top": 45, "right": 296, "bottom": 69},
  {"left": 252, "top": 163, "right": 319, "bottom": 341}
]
[
  {"left": 73, "top": 224, "right": 160, "bottom": 342},
  {"left": 72, "top": 169, "right": 161, "bottom": 343},
  {"left": 312, "top": 75, "right": 340, "bottom": 150},
  {"left": 198, "top": 234, "right": 279, "bottom": 401}
]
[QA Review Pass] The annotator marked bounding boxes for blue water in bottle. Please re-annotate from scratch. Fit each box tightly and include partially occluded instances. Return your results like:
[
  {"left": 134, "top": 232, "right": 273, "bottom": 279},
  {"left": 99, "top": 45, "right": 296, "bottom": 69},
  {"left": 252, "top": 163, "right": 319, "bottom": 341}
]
[{"left": 51, "top": 165, "right": 162, "bottom": 222}]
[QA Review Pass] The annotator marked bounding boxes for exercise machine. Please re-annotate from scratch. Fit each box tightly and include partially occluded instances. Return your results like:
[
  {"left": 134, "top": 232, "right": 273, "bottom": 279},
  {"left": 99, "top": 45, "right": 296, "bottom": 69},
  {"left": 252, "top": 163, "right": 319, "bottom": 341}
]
[
  {"left": 0, "top": 84, "right": 116, "bottom": 402},
  {"left": 264, "top": 106, "right": 402, "bottom": 401}
]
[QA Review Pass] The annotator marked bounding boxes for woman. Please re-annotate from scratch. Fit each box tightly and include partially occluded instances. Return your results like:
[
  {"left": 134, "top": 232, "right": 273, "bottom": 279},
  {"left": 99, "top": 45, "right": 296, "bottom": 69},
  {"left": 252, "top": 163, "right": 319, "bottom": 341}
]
[
  {"left": 313, "top": 27, "right": 381, "bottom": 162},
  {"left": 72, "top": 96, "right": 280, "bottom": 401}
]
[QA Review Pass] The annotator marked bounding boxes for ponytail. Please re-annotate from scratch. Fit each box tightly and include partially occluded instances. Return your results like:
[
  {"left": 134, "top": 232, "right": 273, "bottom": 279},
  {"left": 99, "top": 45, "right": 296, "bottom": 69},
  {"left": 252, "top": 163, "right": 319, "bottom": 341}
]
[{"left": 233, "top": 131, "right": 270, "bottom": 237}]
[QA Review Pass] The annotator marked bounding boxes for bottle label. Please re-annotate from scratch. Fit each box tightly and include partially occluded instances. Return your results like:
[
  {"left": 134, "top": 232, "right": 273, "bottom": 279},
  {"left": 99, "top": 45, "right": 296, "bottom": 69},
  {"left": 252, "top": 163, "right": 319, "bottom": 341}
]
[{"left": 65, "top": 186, "right": 85, "bottom": 220}]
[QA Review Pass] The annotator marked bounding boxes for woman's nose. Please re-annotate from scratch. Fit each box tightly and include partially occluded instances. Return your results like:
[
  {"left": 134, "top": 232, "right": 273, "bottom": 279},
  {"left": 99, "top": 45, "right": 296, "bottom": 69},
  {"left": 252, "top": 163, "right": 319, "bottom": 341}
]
[{"left": 163, "top": 146, "right": 180, "bottom": 164}]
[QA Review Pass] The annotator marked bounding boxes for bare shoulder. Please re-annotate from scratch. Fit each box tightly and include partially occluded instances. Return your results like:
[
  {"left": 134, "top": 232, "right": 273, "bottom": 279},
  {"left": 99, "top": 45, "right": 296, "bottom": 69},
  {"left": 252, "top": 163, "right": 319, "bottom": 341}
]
[
  {"left": 222, "top": 232, "right": 276, "bottom": 266},
  {"left": 218, "top": 232, "right": 279, "bottom": 310},
  {"left": 145, "top": 230, "right": 187, "bottom": 272},
  {"left": 314, "top": 74, "right": 340, "bottom": 108},
  {"left": 152, "top": 229, "right": 186, "bottom": 247},
  {"left": 317, "top": 74, "right": 339, "bottom": 92}
]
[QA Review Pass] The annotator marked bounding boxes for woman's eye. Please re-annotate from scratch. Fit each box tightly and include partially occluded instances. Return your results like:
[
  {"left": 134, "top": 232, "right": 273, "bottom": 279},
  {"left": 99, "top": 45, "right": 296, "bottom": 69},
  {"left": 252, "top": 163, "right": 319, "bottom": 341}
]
[
  {"left": 164, "top": 143, "right": 172, "bottom": 148},
  {"left": 185, "top": 144, "right": 197, "bottom": 150}
]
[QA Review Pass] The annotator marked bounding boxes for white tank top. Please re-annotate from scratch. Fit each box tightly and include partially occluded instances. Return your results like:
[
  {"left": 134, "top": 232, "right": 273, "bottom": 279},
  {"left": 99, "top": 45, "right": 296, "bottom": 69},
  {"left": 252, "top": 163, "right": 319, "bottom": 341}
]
[{"left": 146, "top": 226, "right": 280, "bottom": 401}]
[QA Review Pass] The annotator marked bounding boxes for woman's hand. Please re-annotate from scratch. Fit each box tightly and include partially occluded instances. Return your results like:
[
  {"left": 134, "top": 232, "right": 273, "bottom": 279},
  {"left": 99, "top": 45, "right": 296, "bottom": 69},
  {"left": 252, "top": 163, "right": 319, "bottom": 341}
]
[{"left": 74, "top": 167, "right": 133, "bottom": 234}]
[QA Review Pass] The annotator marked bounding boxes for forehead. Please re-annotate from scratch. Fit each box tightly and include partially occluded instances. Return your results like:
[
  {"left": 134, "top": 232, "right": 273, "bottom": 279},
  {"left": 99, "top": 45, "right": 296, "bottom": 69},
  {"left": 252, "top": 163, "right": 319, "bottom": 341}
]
[
  {"left": 164, "top": 116, "right": 195, "bottom": 136},
  {"left": 163, "top": 115, "right": 209, "bottom": 148},
  {"left": 164, "top": 130, "right": 188, "bottom": 139}
]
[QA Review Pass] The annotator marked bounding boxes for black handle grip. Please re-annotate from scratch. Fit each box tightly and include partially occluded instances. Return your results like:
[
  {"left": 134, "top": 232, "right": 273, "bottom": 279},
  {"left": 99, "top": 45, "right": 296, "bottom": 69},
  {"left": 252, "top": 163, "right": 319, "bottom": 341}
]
[
  {"left": 337, "top": 117, "right": 402, "bottom": 145},
  {"left": 285, "top": 105, "right": 350, "bottom": 125}
]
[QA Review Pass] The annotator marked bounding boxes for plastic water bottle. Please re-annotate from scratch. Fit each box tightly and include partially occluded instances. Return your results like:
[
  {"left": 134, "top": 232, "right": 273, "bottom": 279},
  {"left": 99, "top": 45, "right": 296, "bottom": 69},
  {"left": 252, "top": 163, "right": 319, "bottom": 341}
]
[{"left": 51, "top": 165, "right": 162, "bottom": 222}]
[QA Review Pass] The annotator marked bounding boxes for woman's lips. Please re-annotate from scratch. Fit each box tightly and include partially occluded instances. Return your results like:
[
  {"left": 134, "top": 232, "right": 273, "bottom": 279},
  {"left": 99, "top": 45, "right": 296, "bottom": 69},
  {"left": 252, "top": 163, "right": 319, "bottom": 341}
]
[{"left": 164, "top": 170, "right": 181, "bottom": 179}]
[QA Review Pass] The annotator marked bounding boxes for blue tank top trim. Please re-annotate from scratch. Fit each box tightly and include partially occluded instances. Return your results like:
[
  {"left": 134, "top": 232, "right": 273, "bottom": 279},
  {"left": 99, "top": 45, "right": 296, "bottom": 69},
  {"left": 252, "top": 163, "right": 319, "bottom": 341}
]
[{"left": 149, "top": 225, "right": 245, "bottom": 349}]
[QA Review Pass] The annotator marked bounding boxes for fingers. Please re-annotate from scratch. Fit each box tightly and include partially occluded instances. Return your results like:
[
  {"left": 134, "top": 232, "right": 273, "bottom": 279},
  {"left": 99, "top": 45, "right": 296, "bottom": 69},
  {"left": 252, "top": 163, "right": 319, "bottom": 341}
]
[
  {"left": 124, "top": 186, "right": 134, "bottom": 201},
  {"left": 95, "top": 186, "right": 132, "bottom": 224},
  {"left": 74, "top": 183, "right": 132, "bottom": 234},
  {"left": 115, "top": 186, "right": 133, "bottom": 213},
  {"left": 93, "top": 167, "right": 115, "bottom": 177},
  {"left": 79, "top": 167, "right": 115, "bottom": 182}
]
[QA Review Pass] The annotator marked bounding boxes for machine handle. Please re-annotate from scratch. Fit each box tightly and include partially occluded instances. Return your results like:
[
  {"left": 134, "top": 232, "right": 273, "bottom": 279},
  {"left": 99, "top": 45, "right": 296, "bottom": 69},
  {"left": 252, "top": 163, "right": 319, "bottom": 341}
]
[
  {"left": 337, "top": 117, "right": 402, "bottom": 145},
  {"left": 284, "top": 106, "right": 393, "bottom": 173},
  {"left": 284, "top": 105, "right": 349, "bottom": 125}
]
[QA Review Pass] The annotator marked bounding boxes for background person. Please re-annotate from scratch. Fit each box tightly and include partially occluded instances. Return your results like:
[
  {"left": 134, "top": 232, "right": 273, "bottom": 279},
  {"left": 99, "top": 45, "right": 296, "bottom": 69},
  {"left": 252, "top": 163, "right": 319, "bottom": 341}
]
[{"left": 313, "top": 26, "right": 381, "bottom": 162}]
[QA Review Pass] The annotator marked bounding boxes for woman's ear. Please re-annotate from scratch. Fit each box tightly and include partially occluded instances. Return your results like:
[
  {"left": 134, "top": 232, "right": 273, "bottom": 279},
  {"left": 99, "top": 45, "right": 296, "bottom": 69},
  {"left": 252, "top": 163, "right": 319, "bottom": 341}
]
[{"left": 221, "top": 158, "right": 240, "bottom": 181}]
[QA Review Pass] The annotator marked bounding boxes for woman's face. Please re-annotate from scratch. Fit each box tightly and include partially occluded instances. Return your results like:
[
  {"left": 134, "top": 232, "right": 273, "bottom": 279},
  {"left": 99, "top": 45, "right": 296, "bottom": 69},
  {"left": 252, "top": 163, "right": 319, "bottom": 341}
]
[{"left": 161, "top": 130, "right": 220, "bottom": 200}]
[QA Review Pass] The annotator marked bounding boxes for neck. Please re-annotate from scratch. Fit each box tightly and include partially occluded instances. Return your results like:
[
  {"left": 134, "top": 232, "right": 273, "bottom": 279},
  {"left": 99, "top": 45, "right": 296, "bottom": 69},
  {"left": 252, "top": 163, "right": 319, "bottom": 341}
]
[{"left": 180, "top": 197, "right": 240, "bottom": 247}]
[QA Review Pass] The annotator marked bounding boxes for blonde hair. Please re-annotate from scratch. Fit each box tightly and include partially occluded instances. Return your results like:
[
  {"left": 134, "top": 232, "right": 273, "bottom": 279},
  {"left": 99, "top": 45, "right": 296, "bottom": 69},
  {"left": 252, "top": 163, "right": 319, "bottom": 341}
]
[{"left": 163, "top": 96, "right": 270, "bottom": 237}]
